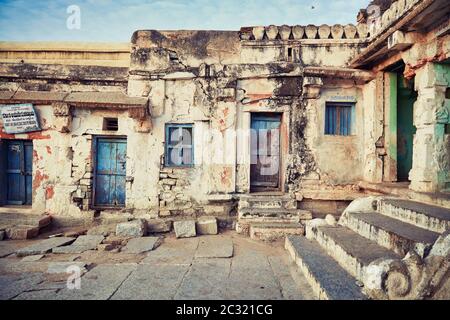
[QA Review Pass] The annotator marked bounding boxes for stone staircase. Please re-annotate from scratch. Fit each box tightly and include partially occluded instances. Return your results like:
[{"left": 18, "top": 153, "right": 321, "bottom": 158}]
[
  {"left": 236, "top": 194, "right": 312, "bottom": 241},
  {"left": 285, "top": 197, "right": 450, "bottom": 300}
]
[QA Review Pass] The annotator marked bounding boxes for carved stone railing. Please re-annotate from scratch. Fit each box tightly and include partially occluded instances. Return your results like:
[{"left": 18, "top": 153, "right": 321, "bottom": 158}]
[
  {"left": 363, "top": 231, "right": 450, "bottom": 300},
  {"left": 366, "top": 0, "right": 422, "bottom": 40},
  {"left": 240, "top": 24, "right": 369, "bottom": 41},
  {"left": 239, "top": 0, "right": 423, "bottom": 43}
]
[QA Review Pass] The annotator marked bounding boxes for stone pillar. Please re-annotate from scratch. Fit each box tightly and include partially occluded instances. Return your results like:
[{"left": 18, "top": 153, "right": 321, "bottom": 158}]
[
  {"left": 410, "top": 62, "right": 450, "bottom": 192},
  {"left": 362, "top": 77, "right": 384, "bottom": 183}
]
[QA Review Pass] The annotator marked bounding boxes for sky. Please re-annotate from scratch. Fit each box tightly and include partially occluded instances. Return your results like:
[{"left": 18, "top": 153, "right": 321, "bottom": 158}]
[{"left": 0, "top": 0, "right": 369, "bottom": 42}]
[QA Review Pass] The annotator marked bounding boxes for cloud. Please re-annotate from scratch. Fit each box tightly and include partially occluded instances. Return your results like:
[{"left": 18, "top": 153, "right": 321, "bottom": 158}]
[{"left": 0, "top": 0, "right": 369, "bottom": 41}]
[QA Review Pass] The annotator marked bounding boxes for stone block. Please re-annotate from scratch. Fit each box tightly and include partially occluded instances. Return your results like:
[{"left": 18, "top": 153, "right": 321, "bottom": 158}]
[
  {"left": 36, "top": 215, "right": 52, "bottom": 228},
  {"left": 52, "top": 235, "right": 105, "bottom": 254},
  {"left": 195, "top": 236, "right": 233, "bottom": 258},
  {"left": 174, "top": 220, "right": 196, "bottom": 238},
  {"left": 325, "top": 214, "right": 337, "bottom": 226},
  {"left": 116, "top": 220, "right": 146, "bottom": 238},
  {"left": 122, "top": 237, "right": 161, "bottom": 254},
  {"left": 147, "top": 219, "right": 172, "bottom": 233},
  {"left": 196, "top": 217, "right": 218, "bottom": 235},
  {"left": 6, "top": 226, "right": 40, "bottom": 240},
  {"left": 203, "top": 205, "right": 227, "bottom": 216},
  {"left": 80, "top": 178, "right": 91, "bottom": 186},
  {"left": 159, "top": 210, "right": 171, "bottom": 217},
  {"left": 16, "top": 237, "right": 76, "bottom": 257},
  {"left": 0, "top": 230, "right": 4, "bottom": 241},
  {"left": 161, "top": 179, "right": 177, "bottom": 186}
]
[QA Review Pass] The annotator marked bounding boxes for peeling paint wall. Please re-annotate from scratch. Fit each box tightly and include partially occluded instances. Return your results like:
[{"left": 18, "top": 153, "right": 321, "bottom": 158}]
[{"left": 1, "top": 5, "right": 448, "bottom": 223}]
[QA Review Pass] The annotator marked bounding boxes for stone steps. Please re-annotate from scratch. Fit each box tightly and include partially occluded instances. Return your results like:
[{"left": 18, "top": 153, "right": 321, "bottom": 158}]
[
  {"left": 285, "top": 197, "right": 448, "bottom": 300},
  {"left": 379, "top": 199, "right": 450, "bottom": 233},
  {"left": 346, "top": 212, "right": 440, "bottom": 257},
  {"left": 308, "top": 225, "right": 400, "bottom": 281},
  {"left": 0, "top": 213, "right": 52, "bottom": 240},
  {"left": 238, "top": 195, "right": 297, "bottom": 210},
  {"left": 285, "top": 235, "right": 367, "bottom": 300},
  {"left": 249, "top": 222, "right": 304, "bottom": 241},
  {"left": 236, "top": 195, "right": 312, "bottom": 240},
  {"left": 238, "top": 208, "right": 312, "bottom": 221}
]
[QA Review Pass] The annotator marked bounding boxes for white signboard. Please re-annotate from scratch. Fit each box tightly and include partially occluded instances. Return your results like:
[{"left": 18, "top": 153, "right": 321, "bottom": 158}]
[
  {"left": 329, "top": 96, "right": 357, "bottom": 103},
  {"left": 0, "top": 104, "right": 41, "bottom": 134}
]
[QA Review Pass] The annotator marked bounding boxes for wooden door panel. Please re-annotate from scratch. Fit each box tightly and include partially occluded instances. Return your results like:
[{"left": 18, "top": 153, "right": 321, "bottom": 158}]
[
  {"left": 250, "top": 114, "right": 281, "bottom": 191},
  {"left": 5, "top": 140, "right": 33, "bottom": 205},
  {"left": 94, "top": 138, "right": 127, "bottom": 207}
]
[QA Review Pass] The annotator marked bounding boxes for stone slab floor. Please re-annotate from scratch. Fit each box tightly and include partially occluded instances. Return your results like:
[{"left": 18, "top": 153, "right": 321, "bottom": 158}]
[{"left": 0, "top": 232, "right": 315, "bottom": 300}]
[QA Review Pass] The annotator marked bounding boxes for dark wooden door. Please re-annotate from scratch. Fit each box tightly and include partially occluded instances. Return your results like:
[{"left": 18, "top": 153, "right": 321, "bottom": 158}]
[
  {"left": 6, "top": 140, "right": 33, "bottom": 205},
  {"left": 250, "top": 114, "right": 281, "bottom": 191},
  {"left": 93, "top": 137, "right": 127, "bottom": 207}
]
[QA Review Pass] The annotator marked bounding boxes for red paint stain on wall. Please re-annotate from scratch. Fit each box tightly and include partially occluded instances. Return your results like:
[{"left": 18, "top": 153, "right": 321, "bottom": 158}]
[
  {"left": 33, "top": 150, "right": 39, "bottom": 163},
  {"left": 45, "top": 185, "right": 55, "bottom": 200},
  {"left": 0, "top": 132, "right": 16, "bottom": 139},
  {"left": 27, "top": 132, "right": 51, "bottom": 140},
  {"left": 220, "top": 167, "right": 232, "bottom": 187},
  {"left": 33, "top": 170, "right": 49, "bottom": 190},
  {"left": 222, "top": 107, "right": 229, "bottom": 118},
  {"left": 219, "top": 119, "right": 226, "bottom": 132},
  {"left": 404, "top": 52, "right": 447, "bottom": 80},
  {"left": 1, "top": 130, "right": 51, "bottom": 140}
]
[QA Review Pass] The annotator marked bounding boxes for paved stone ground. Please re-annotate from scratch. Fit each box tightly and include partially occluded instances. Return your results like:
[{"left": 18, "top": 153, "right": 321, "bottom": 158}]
[{"left": 0, "top": 232, "right": 315, "bottom": 300}]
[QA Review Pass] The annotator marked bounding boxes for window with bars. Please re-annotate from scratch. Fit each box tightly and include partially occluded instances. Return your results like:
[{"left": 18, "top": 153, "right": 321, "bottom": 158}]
[
  {"left": 325, "top": 103, "right": 355, "bottom": 136},
  {"left": 165, "top": 124, "right": 194, "bottom": 167}
]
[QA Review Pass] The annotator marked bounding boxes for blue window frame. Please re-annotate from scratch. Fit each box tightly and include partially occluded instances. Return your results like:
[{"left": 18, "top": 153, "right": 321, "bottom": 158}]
[
  {"left": 165, "top": 124, "right": 194, "bottom": 167},
  {"left": 325, "top": 102, "right": 355, "bottom": 136}
]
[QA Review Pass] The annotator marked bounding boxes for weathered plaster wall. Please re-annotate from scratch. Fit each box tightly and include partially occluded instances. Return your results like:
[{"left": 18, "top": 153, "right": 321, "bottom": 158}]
[
  {"left": 125, "top": 28, "right": 376, "bottom": 217},
  {"left": 10, "top": 22, "right": 446, "bottom": 221},
  {"left": 0, "top": 42, "right": 131, "bottom": 67},
  {"left": 0, "top": 105, "right": 157, "bottom": 223},
  {"left": 304, "top": 84, "right": 365, "bottom": 185}
]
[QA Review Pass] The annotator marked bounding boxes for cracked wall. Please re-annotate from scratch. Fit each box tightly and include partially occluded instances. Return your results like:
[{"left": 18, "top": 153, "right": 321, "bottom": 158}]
[{"left": 3, "top": 18, "right": 447, "bottom": 223}]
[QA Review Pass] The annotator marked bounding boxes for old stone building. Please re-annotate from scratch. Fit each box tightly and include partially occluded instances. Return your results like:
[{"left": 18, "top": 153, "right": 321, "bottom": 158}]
[{"left": 0, "top": 0, "right": 449, "bottom": 300}]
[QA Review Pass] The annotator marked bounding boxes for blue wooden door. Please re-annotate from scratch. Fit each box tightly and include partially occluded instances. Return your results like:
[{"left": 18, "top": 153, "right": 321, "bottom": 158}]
[
  {"left": 6, "top": 140, "right": 33, "bottom": 205},
  {"left": 94, "top": 137, "right": 127, "bottom": 207},
  {"left": 250, "top": 114, "right": 281, "bottom": 191}
]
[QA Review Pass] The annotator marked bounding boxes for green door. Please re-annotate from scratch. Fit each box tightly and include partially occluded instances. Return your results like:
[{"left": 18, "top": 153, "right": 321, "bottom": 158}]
[{"left": 397, "top": 74, "right": 417, "bottom": 181}]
